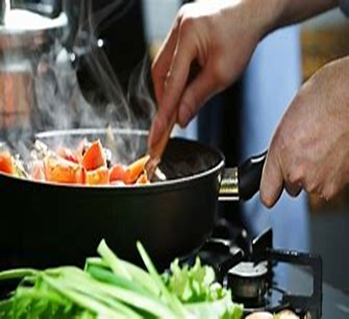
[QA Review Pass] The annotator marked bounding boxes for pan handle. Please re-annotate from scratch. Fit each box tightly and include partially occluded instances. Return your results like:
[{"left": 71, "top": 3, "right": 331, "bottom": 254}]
[{"left": 218, "top": 150, "right": 267, "bottom": 202}]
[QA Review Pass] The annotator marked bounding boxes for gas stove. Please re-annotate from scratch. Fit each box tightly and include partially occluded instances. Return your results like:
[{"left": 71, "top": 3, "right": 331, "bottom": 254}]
[{"left": 183, "top": 220, "right": 323, "bottom": 318}]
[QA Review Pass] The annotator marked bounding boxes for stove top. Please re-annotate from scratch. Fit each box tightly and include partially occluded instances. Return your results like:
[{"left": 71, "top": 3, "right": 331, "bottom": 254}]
[{"left": 184, "top": 220, "right": 323, "bottom": 318}]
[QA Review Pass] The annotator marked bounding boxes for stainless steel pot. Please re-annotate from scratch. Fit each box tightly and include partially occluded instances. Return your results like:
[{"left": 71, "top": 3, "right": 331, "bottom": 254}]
[{"left": 0, "top": 1, "right": 68, "bottom": 134}]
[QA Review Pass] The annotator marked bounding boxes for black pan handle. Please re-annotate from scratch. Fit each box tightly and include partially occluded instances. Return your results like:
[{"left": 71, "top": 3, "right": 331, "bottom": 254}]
[
  {"left": 238, "top": 150, "right": 267, "bottom": 201},
  {"left": 218, "top": 150, "right": 267, "bottom": 202}
]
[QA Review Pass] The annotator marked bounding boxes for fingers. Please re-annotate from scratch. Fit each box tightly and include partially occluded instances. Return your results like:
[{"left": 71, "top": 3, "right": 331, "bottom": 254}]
[
  {"left": 151, "top": 19, "right": 180, "bottom": 105},
  {"left": 149, "top": 27, "right": 197, "bottom": 149},
  {"left": 178, "top": 67, "right": 217, "bottom": 127},
  {"left": 260, "top": 151, "right": 284, "bottom": 208}
]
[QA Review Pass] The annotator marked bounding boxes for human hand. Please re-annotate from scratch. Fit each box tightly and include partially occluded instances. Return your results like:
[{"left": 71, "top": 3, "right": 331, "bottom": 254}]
[
  {"left": 260, "top": 56, "right": 349, "bottom": 207},
  {"left": 148, "top": 0, "right": 275, "bottom": 149}
]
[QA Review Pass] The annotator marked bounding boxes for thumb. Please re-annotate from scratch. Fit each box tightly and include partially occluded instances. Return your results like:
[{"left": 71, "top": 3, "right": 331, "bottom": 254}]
[{"left": 260, "top": 150, "right": 284, "bottom": 208}]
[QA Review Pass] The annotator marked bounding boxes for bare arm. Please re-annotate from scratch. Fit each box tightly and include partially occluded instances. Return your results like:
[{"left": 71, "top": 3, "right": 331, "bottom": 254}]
[
  {"left": 271, "top": 0, "right": 339, "bottom": 30},
  {"left": 148, "top": 0, "right": 340, "bottom": 150}
]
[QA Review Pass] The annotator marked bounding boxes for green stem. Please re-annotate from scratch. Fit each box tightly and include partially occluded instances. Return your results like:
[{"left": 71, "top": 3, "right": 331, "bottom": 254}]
[{"left": 0, "top": 269, "right": 38, "bottom": 281}]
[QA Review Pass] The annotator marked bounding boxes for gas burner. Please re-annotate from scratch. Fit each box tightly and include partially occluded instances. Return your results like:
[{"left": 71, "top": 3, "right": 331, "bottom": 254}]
[
  {"left": 194, "top": 224, "right": 323, "bottom": 318},
  {"left": 228, "top": 261, "right": 268, "bottom": 305}
]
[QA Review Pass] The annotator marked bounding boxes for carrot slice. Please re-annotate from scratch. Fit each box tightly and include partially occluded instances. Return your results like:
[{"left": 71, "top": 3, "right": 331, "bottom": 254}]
[
  {"left": 109, "top": 164, "right": 126, "bottom": 183},
  {"left": 82, "top": 140, "right": 106, "bottom": 171},
  {"left": 124, "top": 155, "right": 149, "bottom": 184},
  {"left": 136, "top": 173, "right": 150, "bottom": 185},
  {"left": 44, "top": 156, "right": 85, "bottom": 184},
  {"left": 0, "top": 151, "right": 15, "bottom": 175},
  {"left": 86, "top": 167, "right": 109, "bottom": 185}
]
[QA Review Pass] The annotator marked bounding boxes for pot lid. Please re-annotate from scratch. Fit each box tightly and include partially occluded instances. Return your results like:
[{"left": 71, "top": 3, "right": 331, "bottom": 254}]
[{"left": 0, "top": 9, "right": 68, "bottom": 51}]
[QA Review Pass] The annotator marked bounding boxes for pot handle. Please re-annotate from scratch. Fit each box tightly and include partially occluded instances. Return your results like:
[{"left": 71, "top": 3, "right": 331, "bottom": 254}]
[{"left": 219, "top": 150, "right": 267, "bottom": 202}]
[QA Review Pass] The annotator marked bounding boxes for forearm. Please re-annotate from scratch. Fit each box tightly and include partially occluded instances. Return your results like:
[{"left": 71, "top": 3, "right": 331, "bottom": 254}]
[
  {"left": 275, "top": 0, "right": 339, "bottom": 28},
  {"left": 244, "top": 0, "right": 339, "bottom": 37}
]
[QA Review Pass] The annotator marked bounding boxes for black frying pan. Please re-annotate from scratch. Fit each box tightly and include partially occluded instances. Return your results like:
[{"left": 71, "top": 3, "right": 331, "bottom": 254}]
[{"left": 0, "top": 128, "right": 266, "bottom": 270}]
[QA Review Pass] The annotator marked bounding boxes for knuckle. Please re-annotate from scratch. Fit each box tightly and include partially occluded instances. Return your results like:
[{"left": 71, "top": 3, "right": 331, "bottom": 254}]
[
  {"left": 178, "top": 9, "right": 197, "bottom": 33},
  {"left": 303, "top": 177, "right": 317, "bottom": 193},
  {"left": 165, "top": 72, "right": 181, "bottom": 94},
  {"left": 303, "top": 172, "right": 321, "bottom": 194},
  {"left": 321, "top": 183, "right": 337, "bottom": 201},
  {"left": 287, "top": 168, "right": 303, "bottom": 185},
  {"left": 177, "top": 4, "right": 191, "bottom": 19},
  {"left": 285, "top": 162, "right": 306, "bottom": 189},
  {"left": 180, "top": 15, "right": 195, "bottom": 33},
  {"left": 211, "top": 58, "right": 230, "bottom": 87}
]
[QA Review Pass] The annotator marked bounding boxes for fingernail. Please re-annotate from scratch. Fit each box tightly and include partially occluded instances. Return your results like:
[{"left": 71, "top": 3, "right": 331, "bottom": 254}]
[
  {"left": 260, "top": 180, "right": 275, "bottom": 209},
  {"left": 260, "top": 191, "right": 273, "bottom": 209}
]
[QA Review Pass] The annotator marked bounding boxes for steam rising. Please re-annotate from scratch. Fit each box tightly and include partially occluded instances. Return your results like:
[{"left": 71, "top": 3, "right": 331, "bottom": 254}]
[{"left": 1, "top": 0, "right": 157, "bottom": 164}]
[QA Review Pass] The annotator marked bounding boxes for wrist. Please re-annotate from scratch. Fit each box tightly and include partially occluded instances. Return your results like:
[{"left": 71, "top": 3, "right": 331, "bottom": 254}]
[{"left": 241, "top": 0, "right": 287, "bottom": 38}]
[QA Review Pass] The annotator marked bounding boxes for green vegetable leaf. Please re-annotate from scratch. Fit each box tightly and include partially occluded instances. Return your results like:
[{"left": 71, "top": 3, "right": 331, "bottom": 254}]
[
  {"left": 136, "top": 241, "right": 188, "bottom": 318},
  {"left": 97, "top": 239, "right": 131, "bottom": 280},
  {"left": 0, "top": 240, "right": 244, "bottom": 319},
  {"left": 165, "top": 257, "right": 225, "bottom": 303},
  {"left": 164, "top": 257, "right": 244, "bottom": 319},
  {"left": 185, "top": 294, "right": 244, "bottom": 319}
]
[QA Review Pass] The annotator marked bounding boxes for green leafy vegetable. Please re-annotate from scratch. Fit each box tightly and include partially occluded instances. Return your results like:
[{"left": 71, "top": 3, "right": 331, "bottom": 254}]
[
  {"left": 164, "top": 257, "right": 243, "bottom": 319},
  {"left": 164, "top": 257, "right": 227, "bottom": 303},
  {"left": 0, "top": 240, "right": 244, "bottom": 319},
  {"left": 136, "top": 241, "right": 187, "bottom": 318}
]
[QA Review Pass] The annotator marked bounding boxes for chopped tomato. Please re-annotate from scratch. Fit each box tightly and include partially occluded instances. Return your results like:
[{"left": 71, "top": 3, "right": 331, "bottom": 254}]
[
  {"left": 57, "top": 147, "right": 79, "bottom": 164},
  {"left": 82, "top": 140, "right": 106, "bottom": 171},
  {"left": 136, "top": 173, "right": 150, "bottom": 185},
  {"left": 44, "top": 156, "right": 85, "bottom": 184},
  {"left": 109, "top": 164, "right": 126, "bottom": 183},
  {"left": 124, "top": 155, "right": 149, "bottom": 184},
  {"left": 85, "top": 167, "right": 109, "bottom": 185},
  {"left": 0, "top": 151, "right": 14, "bottom": 175}
]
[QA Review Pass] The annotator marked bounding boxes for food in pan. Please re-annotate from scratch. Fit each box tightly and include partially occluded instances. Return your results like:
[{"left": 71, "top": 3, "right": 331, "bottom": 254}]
[{"left": 0, "top": 139, "right": 152, "bottom": 186}]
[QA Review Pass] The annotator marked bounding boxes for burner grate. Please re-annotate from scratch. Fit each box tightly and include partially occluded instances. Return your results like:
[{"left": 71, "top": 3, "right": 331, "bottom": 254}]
[{"left": 193, "top": 225, "right": 323, "bottom": 318}]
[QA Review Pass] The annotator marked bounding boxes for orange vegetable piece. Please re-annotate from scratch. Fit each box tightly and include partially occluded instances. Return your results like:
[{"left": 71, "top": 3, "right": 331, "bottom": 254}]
[
  {"left": 82, "top": 140, "right": 106, "bottom": 171},
  {"left": 44, "top": 156, "right": 85, "bottom": 184},
  {"left": 124, "top": 155, "right": 150, "bottom": 184},
  {"left": 85, "top": 167, "right": 109, "bottom": 185},
  {"left": 0, "top": 151, "right": 14, "bottom": 175},
  {"left": 109, "top": 164, "right": 126, "bottom": 183},
  {"left": 136, "top": 173, "right": 150, "bottom": 185}
]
